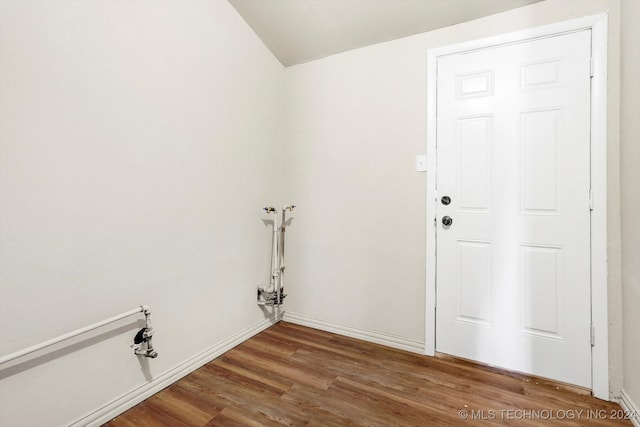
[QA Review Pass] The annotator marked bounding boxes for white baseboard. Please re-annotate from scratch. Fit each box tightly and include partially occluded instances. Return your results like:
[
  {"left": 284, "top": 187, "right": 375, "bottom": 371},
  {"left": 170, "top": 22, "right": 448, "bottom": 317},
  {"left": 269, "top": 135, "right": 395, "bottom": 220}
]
[
  {"left": 282, "top": 311, "right": 424, "bottom": 354},
  {"left": 71, "top": 315, "right": 277, "bottom": 427},
  {"left": 619, "top": 389, "right": 640, "bottom": 427}
]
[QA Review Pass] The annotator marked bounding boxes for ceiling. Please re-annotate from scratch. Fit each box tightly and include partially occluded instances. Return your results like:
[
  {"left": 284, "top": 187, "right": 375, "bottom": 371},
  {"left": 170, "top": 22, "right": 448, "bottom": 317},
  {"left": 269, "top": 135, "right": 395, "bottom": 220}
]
[{"left": 229, "top": 0, "right": 543, "bottom": 67}]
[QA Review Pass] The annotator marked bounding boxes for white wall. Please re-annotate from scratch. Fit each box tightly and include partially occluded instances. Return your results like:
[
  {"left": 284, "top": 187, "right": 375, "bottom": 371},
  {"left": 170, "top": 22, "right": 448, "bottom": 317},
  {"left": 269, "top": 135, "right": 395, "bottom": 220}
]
[
  {"left": 620, "top": 0, "right": 640, "bottom": 411},
  {"left": 284, "top": 0, "right": 628, "bottom": 397},
  {"left": 283, "top": 45, "right": 428, "bottom": 345},
  {"left": 0, "top": 1, "right": 284, "bottom": 426}
]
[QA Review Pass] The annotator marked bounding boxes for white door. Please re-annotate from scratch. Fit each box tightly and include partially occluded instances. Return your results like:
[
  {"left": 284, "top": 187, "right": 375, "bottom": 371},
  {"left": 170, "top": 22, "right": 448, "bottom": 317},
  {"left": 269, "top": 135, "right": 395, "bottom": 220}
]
[{"left": 435, "top": 30, "right": 592, "bottom": 388}]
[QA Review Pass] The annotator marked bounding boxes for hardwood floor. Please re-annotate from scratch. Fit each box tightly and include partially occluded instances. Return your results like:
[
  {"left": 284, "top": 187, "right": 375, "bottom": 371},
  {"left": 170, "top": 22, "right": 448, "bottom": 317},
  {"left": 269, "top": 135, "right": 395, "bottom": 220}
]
[{"left": 105, "top": 322, "right": 633, "bottom": 426}]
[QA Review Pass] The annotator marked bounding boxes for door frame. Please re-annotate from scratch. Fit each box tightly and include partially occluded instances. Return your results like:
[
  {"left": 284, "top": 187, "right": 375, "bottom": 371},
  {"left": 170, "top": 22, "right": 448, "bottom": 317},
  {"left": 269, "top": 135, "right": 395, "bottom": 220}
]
[{"left": 425, "top": 13, "right": 609, "bottom": 399}]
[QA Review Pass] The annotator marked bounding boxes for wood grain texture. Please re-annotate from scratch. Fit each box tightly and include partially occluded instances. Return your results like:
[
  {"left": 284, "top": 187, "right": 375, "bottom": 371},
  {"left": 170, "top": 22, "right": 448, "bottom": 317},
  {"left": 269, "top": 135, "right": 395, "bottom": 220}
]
[{"left": 105, "top": 322, "right": 633, "bottom": 426}]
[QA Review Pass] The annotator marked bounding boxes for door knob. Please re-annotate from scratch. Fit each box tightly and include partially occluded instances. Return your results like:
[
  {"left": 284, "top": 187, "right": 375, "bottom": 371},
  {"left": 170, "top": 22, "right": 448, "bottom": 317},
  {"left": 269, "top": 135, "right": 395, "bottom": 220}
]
[
  {"left": 442, "top": 216, "right": 453, "bottom": 227},
  {"left": 441, "top": 196, "right": 451, "bottom": 205}
]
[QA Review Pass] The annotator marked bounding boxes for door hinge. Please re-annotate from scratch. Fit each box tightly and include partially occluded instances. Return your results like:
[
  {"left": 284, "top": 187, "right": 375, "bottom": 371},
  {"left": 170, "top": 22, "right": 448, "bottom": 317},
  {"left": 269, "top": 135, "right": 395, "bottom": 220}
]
[
  {"left": 589, "top": 189, "right": 594, "bottom": 211},
  {"left": 591, "top": 325, "right": 595, "bottom": 347},
  {"left": 590, "top": 57, "right": 595, "bottom": 78}
]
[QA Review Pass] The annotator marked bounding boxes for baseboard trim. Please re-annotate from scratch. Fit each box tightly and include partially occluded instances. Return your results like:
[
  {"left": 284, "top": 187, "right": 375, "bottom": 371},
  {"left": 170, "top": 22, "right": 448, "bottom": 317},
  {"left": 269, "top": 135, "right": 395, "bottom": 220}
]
[
  {"left": 71, "top": 315, "right": 277, "bottom": 427},
  {"left": 619, "top": 389, "right": 640, "bottom": 427},
  {"left": 282, "top": 311, "right": 424, "bottom": 354}
]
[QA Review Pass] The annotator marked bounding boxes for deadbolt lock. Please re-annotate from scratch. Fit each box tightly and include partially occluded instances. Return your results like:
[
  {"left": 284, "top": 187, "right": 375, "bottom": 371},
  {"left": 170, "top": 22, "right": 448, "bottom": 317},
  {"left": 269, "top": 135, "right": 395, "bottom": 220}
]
[{"left": 441, "top": 196, "right": 451, "bottom": 205}]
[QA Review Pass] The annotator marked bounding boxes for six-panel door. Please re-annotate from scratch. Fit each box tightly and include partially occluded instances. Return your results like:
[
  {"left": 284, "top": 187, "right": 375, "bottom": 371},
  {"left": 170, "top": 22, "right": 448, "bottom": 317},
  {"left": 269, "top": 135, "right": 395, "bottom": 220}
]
[{"left": 435, "top": 30, "right": 593, "bottom": 388}]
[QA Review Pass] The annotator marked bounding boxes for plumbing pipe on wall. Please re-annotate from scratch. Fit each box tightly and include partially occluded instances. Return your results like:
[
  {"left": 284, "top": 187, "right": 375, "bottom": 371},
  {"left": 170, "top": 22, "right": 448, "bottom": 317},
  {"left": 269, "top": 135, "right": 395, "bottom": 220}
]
[
  {"left": 258, "top": 205, "right": 295, "bottom": 307},
  {"left": 278, "top": 205, "right": 295, "bottom": 306},
  {"left": 260, "top": 206, "right": 279, "bottom": 302},
  {"left": 0, "top": 305, "right": 158, "bottom": 365}
]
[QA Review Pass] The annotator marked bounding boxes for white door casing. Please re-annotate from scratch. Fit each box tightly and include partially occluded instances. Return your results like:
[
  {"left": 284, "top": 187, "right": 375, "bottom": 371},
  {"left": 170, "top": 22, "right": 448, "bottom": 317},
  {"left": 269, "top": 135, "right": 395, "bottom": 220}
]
[{"left": 425, "top": 14, "right": 609, "bottom": 399}]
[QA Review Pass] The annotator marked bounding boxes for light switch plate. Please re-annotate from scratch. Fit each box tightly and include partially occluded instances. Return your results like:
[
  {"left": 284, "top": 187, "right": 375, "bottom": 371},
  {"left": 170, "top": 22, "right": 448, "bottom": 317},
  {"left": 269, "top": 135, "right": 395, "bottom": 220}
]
[{"left": 416, "top": 155, "right": 427, "bottom": 172}]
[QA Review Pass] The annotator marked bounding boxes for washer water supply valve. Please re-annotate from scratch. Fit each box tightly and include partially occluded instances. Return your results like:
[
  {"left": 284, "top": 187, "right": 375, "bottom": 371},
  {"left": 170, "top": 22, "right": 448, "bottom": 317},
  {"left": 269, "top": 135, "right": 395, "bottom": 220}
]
[
  {"left": 132, "top": 306, "right": 158, "bottom": 358},
  {"left": 257, "top": 285, "right": 287, "bottom": 306}
]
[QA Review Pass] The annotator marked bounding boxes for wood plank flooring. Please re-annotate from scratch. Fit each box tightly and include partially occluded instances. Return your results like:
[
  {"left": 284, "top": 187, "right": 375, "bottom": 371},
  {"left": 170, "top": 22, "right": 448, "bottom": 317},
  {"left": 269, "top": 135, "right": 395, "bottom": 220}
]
[{"left": 105, "top": 322, "right": 634, "bottom": 426}]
